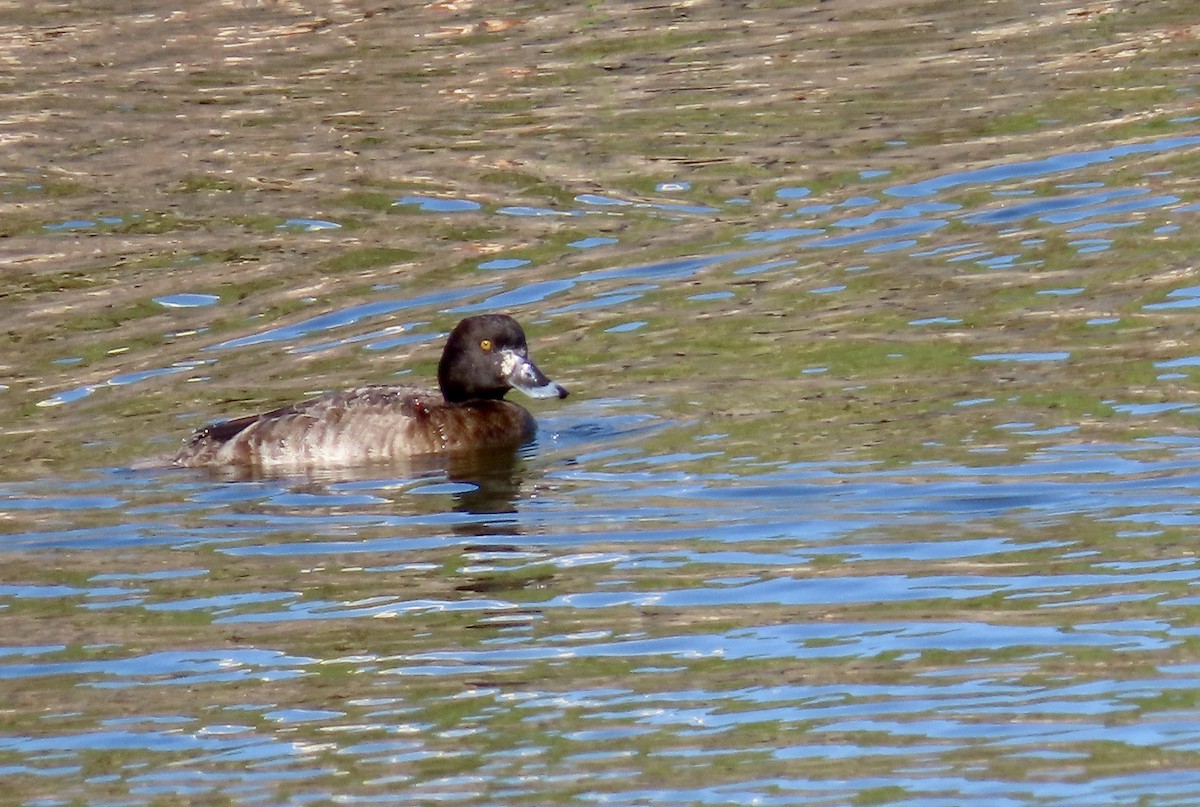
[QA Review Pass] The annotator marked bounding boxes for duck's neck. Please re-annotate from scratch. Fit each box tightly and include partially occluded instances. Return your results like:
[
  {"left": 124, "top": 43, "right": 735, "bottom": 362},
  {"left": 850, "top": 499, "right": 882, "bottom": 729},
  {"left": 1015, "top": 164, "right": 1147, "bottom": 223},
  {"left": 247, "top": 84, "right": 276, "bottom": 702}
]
[{"left": 439, "top": 384, "right": 509, "bottom": 405}]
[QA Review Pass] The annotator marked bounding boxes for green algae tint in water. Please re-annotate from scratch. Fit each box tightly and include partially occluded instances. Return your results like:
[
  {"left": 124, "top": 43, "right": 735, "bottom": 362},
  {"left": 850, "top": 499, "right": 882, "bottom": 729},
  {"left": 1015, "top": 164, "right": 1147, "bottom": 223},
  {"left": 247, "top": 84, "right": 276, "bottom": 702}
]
[{"left": 5, "top": 1, "right": 1200, "bottom": 805}]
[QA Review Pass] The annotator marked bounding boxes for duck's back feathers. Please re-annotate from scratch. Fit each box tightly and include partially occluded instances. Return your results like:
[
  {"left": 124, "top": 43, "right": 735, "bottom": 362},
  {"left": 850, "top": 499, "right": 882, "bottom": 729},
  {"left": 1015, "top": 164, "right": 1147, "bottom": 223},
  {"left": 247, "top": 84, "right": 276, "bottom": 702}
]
[{"left": 173, "top": 385, "right": 537, "bottom": 469}]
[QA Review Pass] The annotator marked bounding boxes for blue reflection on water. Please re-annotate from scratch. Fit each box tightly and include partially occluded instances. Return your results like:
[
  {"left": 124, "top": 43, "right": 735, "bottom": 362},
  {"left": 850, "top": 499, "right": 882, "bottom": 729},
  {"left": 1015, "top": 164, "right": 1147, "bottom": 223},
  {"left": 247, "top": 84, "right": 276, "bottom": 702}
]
[
  {"left": 278, "top": 219, "right": 341, "bottom": 231},
  {"left": 0, "top": 649, "right": 313, "bottom": 683},
  {"left": 886, "top": 135, "right": 1200, "bottom": 197},
  {"left": 964, "top": 188, "right": 1146, "bottom": 224},
  {"left": 973, "top": 352, "right": 1071, "bottom": 362},
  {"left": 394, "top": 196, "right": 482, "bottom": 212},
  {"left": 206, "top": 286, "right": 496, "bottom": 351},
  {"left": 478, "top": 258, "right": 531, "bottom": 270},
  {"left": 154, "top": 293, "right": 221, "bottom": 308}
]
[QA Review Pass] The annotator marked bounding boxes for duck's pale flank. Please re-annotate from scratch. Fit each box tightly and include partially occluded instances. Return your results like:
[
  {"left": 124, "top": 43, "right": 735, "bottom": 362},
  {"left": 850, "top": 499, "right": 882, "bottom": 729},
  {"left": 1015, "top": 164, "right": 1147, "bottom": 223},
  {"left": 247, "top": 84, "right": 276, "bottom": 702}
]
[{"left": 172, "top": 314, "right": 568, "bottom": 470}]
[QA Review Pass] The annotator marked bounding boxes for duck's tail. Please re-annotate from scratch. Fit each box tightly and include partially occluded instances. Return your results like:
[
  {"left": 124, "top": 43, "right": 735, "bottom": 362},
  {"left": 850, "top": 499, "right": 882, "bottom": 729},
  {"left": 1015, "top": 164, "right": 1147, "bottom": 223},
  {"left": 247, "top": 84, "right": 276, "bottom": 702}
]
[{"left": 129, "top": 453, "right": 178, "bottom": 470}]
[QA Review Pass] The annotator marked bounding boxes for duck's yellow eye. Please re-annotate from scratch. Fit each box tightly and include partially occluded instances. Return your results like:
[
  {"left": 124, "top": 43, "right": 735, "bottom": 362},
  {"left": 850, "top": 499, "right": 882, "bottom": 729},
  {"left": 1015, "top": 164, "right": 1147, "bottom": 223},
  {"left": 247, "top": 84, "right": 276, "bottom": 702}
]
[{"left": 479, "top": 338, "right": 492, "bottom": 351}]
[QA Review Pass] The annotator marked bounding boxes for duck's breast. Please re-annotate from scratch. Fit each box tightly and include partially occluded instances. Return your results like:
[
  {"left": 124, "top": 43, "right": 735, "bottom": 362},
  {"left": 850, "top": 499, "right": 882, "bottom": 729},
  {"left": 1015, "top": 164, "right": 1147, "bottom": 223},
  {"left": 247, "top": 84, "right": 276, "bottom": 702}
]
[{"left": 424, "top": 399, "right": 538, "bottom": 454}]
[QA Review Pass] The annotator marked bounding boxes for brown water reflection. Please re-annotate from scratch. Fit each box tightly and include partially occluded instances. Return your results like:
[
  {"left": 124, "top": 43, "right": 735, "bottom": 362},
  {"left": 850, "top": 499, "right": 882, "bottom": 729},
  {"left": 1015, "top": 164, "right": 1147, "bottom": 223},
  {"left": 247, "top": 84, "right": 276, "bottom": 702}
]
[{"left": 4, "top": 2, "right": 1200, "bottom": 805}]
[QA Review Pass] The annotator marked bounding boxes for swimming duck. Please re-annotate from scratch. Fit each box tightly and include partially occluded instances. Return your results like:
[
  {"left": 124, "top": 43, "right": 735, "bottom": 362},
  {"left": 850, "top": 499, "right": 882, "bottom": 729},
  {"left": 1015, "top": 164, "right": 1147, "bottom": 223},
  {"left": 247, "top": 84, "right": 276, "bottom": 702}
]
[{"left": 172, "top": 314, "right": 568, "bottom": 469}]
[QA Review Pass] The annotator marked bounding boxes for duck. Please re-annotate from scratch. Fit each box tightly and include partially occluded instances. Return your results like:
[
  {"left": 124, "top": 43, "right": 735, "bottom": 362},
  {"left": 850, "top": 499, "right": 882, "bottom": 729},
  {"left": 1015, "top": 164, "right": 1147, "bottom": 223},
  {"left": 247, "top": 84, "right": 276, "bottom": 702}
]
[{"left": 172, "top": 314, "right": 568, "bottom": 469}]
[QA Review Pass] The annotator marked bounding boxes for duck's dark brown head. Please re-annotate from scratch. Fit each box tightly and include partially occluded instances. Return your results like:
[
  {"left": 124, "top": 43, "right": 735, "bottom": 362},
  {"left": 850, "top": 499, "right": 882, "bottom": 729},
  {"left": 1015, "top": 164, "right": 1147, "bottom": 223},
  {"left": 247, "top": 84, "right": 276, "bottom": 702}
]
[{"left": 437, "top": 314, "right": 569, "bottom": 404}]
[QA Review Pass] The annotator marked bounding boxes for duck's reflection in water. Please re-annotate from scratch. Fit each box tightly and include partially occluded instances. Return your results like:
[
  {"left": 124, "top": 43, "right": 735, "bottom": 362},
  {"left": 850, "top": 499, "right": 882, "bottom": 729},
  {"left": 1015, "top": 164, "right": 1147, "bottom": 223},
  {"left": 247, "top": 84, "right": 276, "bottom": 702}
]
[{"left": 195, "top": 443, "right": 534, "bottom": 531}]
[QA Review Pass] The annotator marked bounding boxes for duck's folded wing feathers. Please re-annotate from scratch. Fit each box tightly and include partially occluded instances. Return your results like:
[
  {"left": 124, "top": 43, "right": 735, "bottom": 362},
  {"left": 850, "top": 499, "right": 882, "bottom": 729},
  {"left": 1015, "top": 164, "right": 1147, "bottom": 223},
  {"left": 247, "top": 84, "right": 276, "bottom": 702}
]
[{"left": 176, "top": 385, "right": 432, "bottom": 467}]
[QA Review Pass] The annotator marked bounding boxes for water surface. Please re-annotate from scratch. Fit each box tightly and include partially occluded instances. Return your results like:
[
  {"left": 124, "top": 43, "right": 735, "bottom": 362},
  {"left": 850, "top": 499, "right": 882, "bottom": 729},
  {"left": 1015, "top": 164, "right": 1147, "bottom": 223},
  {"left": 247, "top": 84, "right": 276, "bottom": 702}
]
[{"left": 4, "top": 2, "right": 1200, "bottom": 804}]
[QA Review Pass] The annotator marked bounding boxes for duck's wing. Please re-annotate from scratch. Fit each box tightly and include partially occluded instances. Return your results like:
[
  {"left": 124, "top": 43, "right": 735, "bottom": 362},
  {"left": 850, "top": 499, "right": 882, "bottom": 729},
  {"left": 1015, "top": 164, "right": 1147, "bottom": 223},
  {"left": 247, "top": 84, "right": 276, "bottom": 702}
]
[
  {"left": 192, "top": 402, "right": 302, "bottom": 445},
  {"left": 174, "top": 385, "right": 434, "bottom": 467}
]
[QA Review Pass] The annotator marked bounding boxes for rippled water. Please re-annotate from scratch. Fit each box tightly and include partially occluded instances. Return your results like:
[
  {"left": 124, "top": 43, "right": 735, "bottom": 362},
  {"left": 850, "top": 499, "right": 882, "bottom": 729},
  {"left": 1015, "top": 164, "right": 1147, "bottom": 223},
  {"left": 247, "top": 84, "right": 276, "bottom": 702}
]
[{"left": 5, "top": 2, "right": 1200, "bottom": 805}]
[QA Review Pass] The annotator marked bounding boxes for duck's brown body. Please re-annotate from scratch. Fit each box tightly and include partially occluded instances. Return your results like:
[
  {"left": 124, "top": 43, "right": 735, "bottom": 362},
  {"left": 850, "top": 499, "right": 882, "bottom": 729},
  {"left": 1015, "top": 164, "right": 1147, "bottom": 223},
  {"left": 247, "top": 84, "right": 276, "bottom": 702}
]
[
  {"left": 173, "top": 385, "right": 538, "bottom": 469},
  {"left": 171, "top": 315, "right": 566, "bottom": 471}
]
